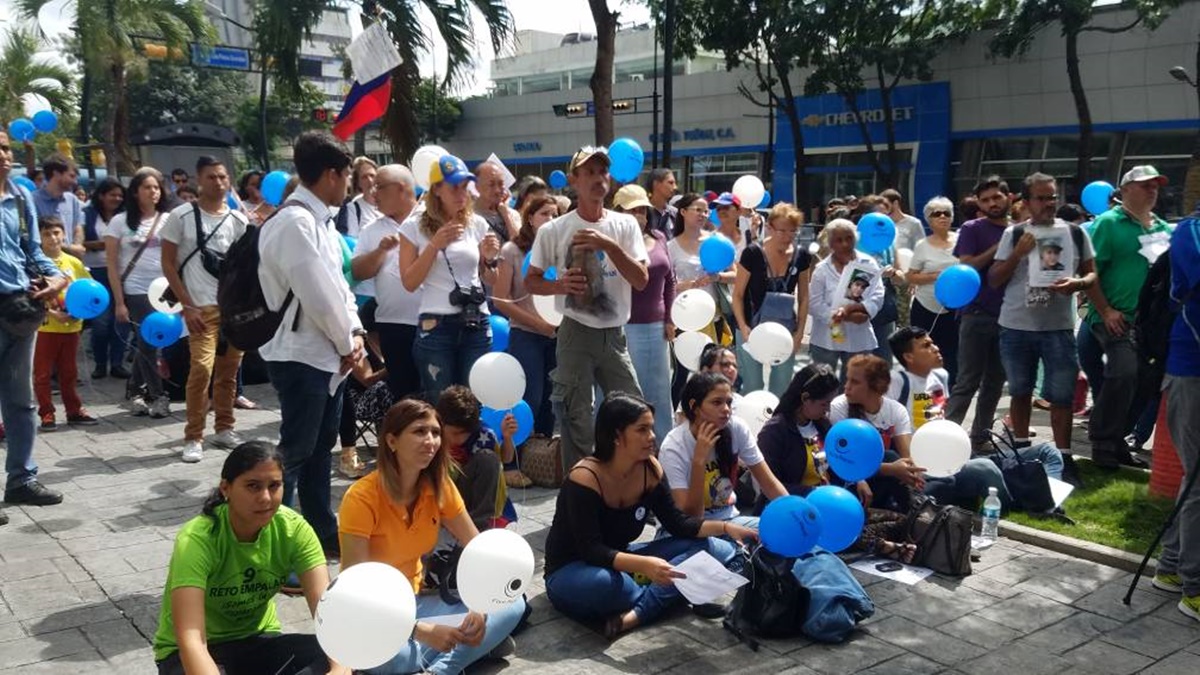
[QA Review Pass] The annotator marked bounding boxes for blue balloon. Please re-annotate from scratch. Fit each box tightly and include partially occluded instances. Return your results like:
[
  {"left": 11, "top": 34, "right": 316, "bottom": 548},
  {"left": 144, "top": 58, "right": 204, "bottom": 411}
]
[
  {"left": 226, "top": 191, "right": 239, "bottom": 210},
  {"left": 489, "top": 314, "right": 510, "bottom": 352},
  {"left": 548, "top": 170, "right": 568, "bottom": 189},
  {"left": 8, "top": 118, "right": 34, "bottom": 143},
  {"left": 260, "top": 170, "right": 289, "bottom": 207},
  {"left": 699, "top": 234, "right": 736, "bottom": 273},
  {"left": 759, "top": 190, "right": 772, "bottom": 209},
  {"left": 608, "top": 137, "right": 645, "bottom": 183},
  {"left": 140, "top": 311, "right": 183, "bottom": 348},
  {"left": 934, "top": 264, "right": 982, "bottom": 310},
  {"left": 13, "top": 176, "right": 36, "bottom": 193},
  {"left": 481, "top": 406, "right": 506, "bottom": 437},
  {"left": 521, "top": 251, "right": 531, "bottom": 277},
  {"left": 511, "top": 400, "right": 534, "bottom": 446},
  {"left": 31, "top": 110, "right": 58, "bottom": 134},
  {"left": 709, "top": 208, "right": 720, "bottom": 226},
  {"left": 806, "top": 485, "right": 866, "bottom": 553},
  {"left": 825, "top": 419, "right": 885, "bottom": 482},
  {"left": 64, "top": 279, "right": 110, "bottom": 320},
  {"left": 760, "top": 495, "right": 823, "bottom": 558},
  {"left": 414, "top": 186, "right": 425, "bottom": 198},
  {"left": 342, "top": 235, "right": 357, "bottom": 252},
  {"left": 545, "top": 266, "right": 558, "bottom": 281},
  {"left": 856, "top": 213, "right": 896, "bottom": 255},
  {"left": 1081, "top": 180, "right": 1114, "bottom": 216}
]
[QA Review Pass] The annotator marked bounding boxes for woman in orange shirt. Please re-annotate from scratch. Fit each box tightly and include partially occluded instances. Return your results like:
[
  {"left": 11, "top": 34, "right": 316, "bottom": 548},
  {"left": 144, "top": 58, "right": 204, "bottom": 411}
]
[{"left": 338, "top": 399, "right": 526, "bottom": 674}]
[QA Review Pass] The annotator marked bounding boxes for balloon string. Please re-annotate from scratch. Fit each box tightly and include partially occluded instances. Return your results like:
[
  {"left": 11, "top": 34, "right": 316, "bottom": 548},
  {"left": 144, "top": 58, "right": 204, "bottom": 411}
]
[{"left": 929, "top": 310, "right": 941, "bottom": 335}]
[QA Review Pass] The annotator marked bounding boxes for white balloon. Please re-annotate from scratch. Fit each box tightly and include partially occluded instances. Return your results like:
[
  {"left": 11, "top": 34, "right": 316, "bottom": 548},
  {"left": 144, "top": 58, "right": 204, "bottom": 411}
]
[
  {"left": 412, "top": 145, "right": 448, "bottom": 190},
  {"left": 532, "top": 293, "right": 563, "bottom": 327},
  {"left": 747, "top": 322, "right": 794, "bottom": 366},
  {"left": 673, "top": 331, "right": 713, "bottom": 372},
  {"left": 457, "top": 529, "right": 535, "bottom": 613},
  {"left": 732, "top": 175, "right": 766, "bottom": 211},
  {"left": 670, "top": 289, "right": 716, "bottom": 333},
  {"left": 808, "top": 242, "right": 821, "bottom": 256},
  {"left": 147, "top": 277, "right": 182, "bottom": 315},
  {"left": 896, "top": 248, "right": 914, "bottom": 273},
  {"left": 469, "top": 352, "right": 527, "bottom": 409},
  {"left": 910, "top": 419, "right": 972, "bottom": 478},
  {"left": 315, "top": 562, "right": 416, "bottom": 670},
  {"left": 734, "top": 390, "right": 779, "bottom": 437}
]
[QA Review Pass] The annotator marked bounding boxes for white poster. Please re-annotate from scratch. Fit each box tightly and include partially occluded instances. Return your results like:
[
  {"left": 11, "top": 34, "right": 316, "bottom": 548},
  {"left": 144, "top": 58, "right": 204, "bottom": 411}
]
[
  {"left": 1027, "top": 228, "right": 1074, "bottom": 288},
  {"left": 833, "top": 261, "right": 877, "bottom": 307}
]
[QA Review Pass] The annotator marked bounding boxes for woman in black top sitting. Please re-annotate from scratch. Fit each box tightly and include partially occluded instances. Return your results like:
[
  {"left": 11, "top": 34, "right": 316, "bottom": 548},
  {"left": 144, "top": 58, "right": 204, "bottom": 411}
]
[{"left": 543, "top": 393, "right": 756, "bottom": 639}]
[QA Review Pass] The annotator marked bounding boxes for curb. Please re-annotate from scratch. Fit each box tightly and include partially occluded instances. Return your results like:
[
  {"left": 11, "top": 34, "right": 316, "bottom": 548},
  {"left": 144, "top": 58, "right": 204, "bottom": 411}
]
[{"left": 999, "top": 519, "right": 1157, "bottom": 575}]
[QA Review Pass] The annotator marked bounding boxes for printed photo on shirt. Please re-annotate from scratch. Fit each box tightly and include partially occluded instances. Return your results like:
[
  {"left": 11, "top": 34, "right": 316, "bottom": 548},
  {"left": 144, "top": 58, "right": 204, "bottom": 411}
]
[
  {"left": 835, "top": 263, "right": 876, "bottom": 305},
  {"left": 564, "top": 245, "right": 618, "bottom": 319},
  {"left": 1028, "top": 230, "right": 1073, "bottom": 287}
]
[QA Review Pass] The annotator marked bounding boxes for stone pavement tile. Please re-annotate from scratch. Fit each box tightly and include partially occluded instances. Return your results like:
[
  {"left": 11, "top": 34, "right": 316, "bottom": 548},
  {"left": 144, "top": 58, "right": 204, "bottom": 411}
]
[
  {"left": 0, "top": 623, "right": 24, "bottom": 644},
  {"left": 856, "top": 579, "right": 919, "bottom": 607},
  {"left": 1100, "top": 614, "right": 1200, "bottom": 659},
  {"left": 59, "top": 529, "right": 166, "bottom": 555},
  {"left": 0, "top": 542, "right": 67, "bottom": 565},
  {"left": 79, "top": 618, "right": 150, "bottom": 661},
  {"left": 957, "top": 573, "right": 1021, "bottom": 600},
  {"left": 977, "top": 554, "right": 1059, "bottom": 586},
  {"left": 1148, "top": 599, "right": 1198, "bottom": 628},
  {"left": 853, "top": 651, "right": 944, "bottom": 675},
  {"left": 1012, "top": 610, "right": 1122, "bottom": 655},
  {"left": 958, "top": 645, "right": 1073, "bottom": 675},
  {"left": 114, "top": 539, "right": 176, "bottom": 573},
  {"left": 476, "top": 656, "right": 627, "bottom": 675},
  {"left": 886, "top": 585, "right": 996, "bottom": 628},
  {"left": 1141, "top": 649, "right": 1200, "bottom": 675},
  {"left": 0, "top": 577, "right": 106, "bottom": 620},
  {"left": 599, "top": 622, "right": 711, "bottom": 673},
  {"left": 1039, "top": 558, "right": 1129, "bottom": 586},
  {"left": 48, "top": 557, "right": 92, "bottom": 584},
  {"left": 662, "top": 611, "right": 741, "bottom": 653},
  {"left": 0, "top": 561, "right": 59, "bottom": 585},
  {"left": 1013, "top": 575, "right": 1095, "bottom": 604},
  {"left": 969, "top": 542, "right": 1026, "bottom": 572},
  {"left": 1072, "top": 579, "right": 1170, "bottom": 622},
  {"left": 506, "top": 616, "right": 608, "bottom": 664},
  {"left": 663, "top": 645, "right": 813, "bottom": 675},
  {"left": 937, "top": 614, "right": 1024, "bottom": 647},
  {"left": 21, "top": 602, "right": 123, "bottom": 636},
  {"left": 1061, "top": 639, "right": 1153, "bottom": 675},
  {"left": 0, "top": 651, "right": 107, "bottom": 674},
  {"left": 974, "top": 593, "right": 1077, "bottom": 635},
  {"left": 75, "top": 550, "right": 138, "bottom": 580},
  {"left": 0, "top": 629, "right": 92, "bottom": 670},
  {"left": 867, "top": 615, "right": 987, "bottom": 666},
  {"left": 104, "top": 648, "right": 160, "bottom": 675},
  {"left": 785, "top": 633, "right": 904, "bottom": 675},
  {"left": 94, "top": 568, "right": 169, "bottom": 600}
]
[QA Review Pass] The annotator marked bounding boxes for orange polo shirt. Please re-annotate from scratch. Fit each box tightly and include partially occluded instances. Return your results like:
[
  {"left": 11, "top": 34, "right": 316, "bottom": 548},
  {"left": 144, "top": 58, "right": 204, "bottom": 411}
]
[{"left": 338, "top": 471, "right": 467, "bottom": 593}]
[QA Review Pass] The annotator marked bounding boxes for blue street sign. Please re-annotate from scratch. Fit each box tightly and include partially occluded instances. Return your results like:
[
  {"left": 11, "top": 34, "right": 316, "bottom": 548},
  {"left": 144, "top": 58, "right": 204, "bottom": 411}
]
[{"left": 191, "top": 44, "right": 251, "bottom": 71}]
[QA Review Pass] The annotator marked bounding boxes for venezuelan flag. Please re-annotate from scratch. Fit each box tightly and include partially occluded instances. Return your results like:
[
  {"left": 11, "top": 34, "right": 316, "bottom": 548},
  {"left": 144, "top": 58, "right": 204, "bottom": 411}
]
[{"left": 332, "top": 72, "right": 392, "bottom": 140}]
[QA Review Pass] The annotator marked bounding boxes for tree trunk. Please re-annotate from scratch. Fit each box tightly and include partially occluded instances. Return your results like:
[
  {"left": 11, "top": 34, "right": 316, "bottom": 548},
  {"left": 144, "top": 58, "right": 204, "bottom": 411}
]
[
  {"left": 589, "top": 0, "right": 617, "bottom": 147},
  {"left": 106, "top": 64, "right": 122, "bottom": 175},
  {"left": 1066, "top": 29, "right": 1093, "bottom": 198},
  {"left": 842, "top": 92, "right": 885, "bottom": 180},
  {"left": 878, "top": 64, "right": 900, "bottom": 189},
  {"left": 259, "top": 59, "right": 271, "bottom": 171},
  {"left": 772, "top": 59, "right": 808, "bottom": 211}
]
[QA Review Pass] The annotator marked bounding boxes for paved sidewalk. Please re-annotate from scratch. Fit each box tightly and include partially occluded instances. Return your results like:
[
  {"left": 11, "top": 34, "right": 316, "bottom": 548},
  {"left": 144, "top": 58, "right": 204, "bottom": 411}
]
[{"left": 0, "top": 376, "right": 1192, "bottom": 674}]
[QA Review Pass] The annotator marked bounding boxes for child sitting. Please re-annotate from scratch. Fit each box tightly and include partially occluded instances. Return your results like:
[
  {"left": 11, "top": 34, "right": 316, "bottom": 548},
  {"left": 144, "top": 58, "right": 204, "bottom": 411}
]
[
  {"left": 885, "top": 326, "right": 950, "bottom": 430},
  {"left": 34, "top": 216, "right": 98, "bottom": 431},
  {"left": 435, "top": 386, "right": 518, "bottom": 530}
]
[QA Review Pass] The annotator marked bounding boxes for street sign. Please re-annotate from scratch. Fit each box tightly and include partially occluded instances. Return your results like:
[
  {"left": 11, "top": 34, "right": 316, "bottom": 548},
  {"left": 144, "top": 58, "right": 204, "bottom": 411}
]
[{"left": 190, "top": 44, "right": 251, "bottom": 71}]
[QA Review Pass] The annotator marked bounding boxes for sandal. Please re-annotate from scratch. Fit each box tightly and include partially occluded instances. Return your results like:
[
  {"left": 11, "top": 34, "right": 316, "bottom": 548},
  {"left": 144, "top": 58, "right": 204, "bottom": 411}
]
[
  {"left": 879, "top": 540, "right": 917, "bottom": 564},
  {"left": 339, "top": 449, "right": 367, "bottom": 479},
  {"left": 505, "top": 469, "right": 533, "bottom": 489},
  {"left": 234, "top": 396, "right": 259, "bottom": 410}
]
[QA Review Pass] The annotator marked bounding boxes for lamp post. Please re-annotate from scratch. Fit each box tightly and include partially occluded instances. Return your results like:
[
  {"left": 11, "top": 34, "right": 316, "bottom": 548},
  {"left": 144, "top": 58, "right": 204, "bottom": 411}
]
[{"left": 1170, "top": 58, "right": 1200, "bottom": 214}]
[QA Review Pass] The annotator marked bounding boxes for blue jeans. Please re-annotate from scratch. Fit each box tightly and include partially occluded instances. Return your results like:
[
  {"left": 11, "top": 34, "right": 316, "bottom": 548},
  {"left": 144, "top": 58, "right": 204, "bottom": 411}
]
[
  {"left": 545, "top": 536, "right": 736, "bottom": 626},
  {"left": 924, "top": 458, "right": 1007, "bottom": 510},
  {"left": 506, "top": 327, "right": 556, "bottom": 438},
  {"left": 412, "top": 314, "right": 491, "bottom": 396},
  {"left": 88, "top": 268, "right": 129, "bottom": 370},
  {"left": 736, "top": 331, "right": 795, "bottom": 396},
  {"left": 625, "top": 322, "right": 674, "bottom": 443},
  {"left": 266, "top": 360, "right": 342, "bottom": 547},
  {"left": 365, "top": 595, "right": 527, "bottom": 675},
  {"left": 0, "top": 327, "right": 38, "bottom": 490},
  {"left": 998, "top": 328, "right": 1078, "bottom": 407}
]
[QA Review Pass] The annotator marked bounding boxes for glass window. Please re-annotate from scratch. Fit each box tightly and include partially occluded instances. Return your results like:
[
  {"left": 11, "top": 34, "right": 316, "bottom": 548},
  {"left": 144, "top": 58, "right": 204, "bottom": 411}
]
[
  {"left": 522, "top": 75, "right": 560, "bottom": 94},
  {"left": 1125, "top": 131, "right": 1193, "bottom": 158},
  {"left": 983, "top": 138, "right": 1043, "bottom": 162},
  {"left": 1045, "top": 134, "right": 1112, "bottom": 160}
]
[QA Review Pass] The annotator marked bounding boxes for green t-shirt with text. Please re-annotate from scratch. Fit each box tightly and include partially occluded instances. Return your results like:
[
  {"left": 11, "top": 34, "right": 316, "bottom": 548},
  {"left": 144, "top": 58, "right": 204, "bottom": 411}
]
[{"left": 152, "top": 504, "right": 326, "bottom": 661}]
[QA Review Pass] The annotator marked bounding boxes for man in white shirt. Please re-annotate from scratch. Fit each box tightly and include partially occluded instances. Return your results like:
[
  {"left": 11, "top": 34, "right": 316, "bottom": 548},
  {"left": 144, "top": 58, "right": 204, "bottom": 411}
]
[
  {"left": 527, "top": 146, "right": 649, "bottom": 471},
  {"left": 160, "top": 156, "right": 250, "bottom": 463},
  {"left": 350, "top": 164, "right": 421, "bottom": 398},
  {"left": 337, "top": 157, "right": 381, "bottom": 238},
  {"left": 258, "top": 132, "right": 364, "bottom": 555}
]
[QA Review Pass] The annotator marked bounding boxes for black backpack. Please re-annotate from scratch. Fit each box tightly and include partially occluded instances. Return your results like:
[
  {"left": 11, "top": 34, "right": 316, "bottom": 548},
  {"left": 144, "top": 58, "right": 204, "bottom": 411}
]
[
  {"left": 723, "top": 546, "right": 811, "bottom": 650},
  {"left": 333, "top": 196, "right": 361, "bottom": 235},
  {"left": 217, "top": 201, "right": 308, "bottom": 351},
  {"left": 1135, "top": 243, "right": 1182, "bottom": 369}
]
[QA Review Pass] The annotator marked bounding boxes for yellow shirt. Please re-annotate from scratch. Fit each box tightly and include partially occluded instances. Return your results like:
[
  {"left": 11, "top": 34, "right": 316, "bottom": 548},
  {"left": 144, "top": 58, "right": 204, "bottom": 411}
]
[{"left": 39, "top": 253, "right": 91, "bottom": 334}]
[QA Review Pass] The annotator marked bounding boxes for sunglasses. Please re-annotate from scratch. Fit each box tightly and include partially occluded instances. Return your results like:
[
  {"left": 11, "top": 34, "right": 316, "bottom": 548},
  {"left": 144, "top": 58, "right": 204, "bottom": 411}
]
[{"left": 929, "top": 210, "right": 951, "bottom": 218}]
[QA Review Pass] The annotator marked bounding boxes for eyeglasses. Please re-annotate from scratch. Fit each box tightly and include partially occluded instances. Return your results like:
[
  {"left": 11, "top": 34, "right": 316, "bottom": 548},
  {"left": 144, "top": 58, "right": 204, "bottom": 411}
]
[
  {"left": 1031, "top": 194, "right": 1059, "bottom": 202},
  {"left": 929, "top": 210, "right": 952, "bottom": 218}
]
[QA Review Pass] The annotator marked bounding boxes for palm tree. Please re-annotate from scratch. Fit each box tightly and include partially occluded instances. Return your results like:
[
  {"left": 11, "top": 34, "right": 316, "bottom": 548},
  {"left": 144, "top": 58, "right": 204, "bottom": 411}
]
[
  {"left": 18, "top": 0, "right": 214, "bottom": 175},
  {"left": 374, "top": 0, "right": 515, "bottom": 162},
  {"left": 0, "top": 27, "right": 75, "bottom": 124}
]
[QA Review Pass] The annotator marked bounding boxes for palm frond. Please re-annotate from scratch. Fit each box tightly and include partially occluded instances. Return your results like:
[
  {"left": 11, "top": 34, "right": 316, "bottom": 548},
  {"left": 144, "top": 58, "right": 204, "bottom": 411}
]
[
  {"left": 467, "top": 0, "right": 516, "bottom": 55},
  {"left": 422, "top": 0, "right": 475, "bottom": 90},
  {"left": 252, "top": 0, "right": 328, "bottom": 94}
]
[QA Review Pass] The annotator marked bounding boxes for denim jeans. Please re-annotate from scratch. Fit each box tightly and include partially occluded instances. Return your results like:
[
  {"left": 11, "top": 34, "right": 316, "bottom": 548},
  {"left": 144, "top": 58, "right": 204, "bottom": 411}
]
[
  {"left": 266, "top": 360, "right": 342, "bottom": 547},
  {"left": 944, "top": 313, "right": 1006, "bottom": 442},
  {"left": 924, "top": 458, "right": 1007, "bottom": 510},
  {"left": 0, "top": 326, "right": 39, "bottom": 490},
  {"left": 412, "top": 314, "right": 492, "bottom": 396},
  {"left": 871, "top": 319, "right": 895, "bottom": 365},
  {"left": 736, "top": 331, "right": 796, "bottom": 396},
  {"left": 506, "top": 327, "right": 556, "bottom": 438},
  {"left": 377, "top": 322, "right": 421, "bottom": 401},
  {"left": 365, "top": 594, "right": 527, "bottom": 675},
  {"left": 625, "top": 322, "right": 674, "bottom": 443},
  {"left": 88, "top": 268, "right": 129, "bottom": 370},
  {"left": 998, "top": 328, "right": 1078, "bottom": 407},
  {"left": 545, "top": 536, "right": 735, "bottom": 626}
]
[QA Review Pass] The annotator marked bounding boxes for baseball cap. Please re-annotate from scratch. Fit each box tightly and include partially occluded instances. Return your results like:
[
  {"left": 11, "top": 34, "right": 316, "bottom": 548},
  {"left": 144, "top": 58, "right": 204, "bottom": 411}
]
[
  {"left": 567, "top": 146, "right": 611, "bottom": 173},
  {"left": 613, "top": 184, "right": 652, "bottom": 211},
  {"left": 1120, "top": 165, "right": 1168, "bottom": 187},
  {"left": 711, "top": 192, "right": 742, "bottom": 208},
  {"left": 429, "top": 155, "right": 475, "bottom": 186}
]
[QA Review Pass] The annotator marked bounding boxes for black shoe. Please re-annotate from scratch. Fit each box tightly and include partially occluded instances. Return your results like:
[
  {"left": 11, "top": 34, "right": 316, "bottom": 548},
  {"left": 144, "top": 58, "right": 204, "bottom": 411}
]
[
  {"left": 487, "top": 636, "right": 516, "bottom": 660},
  {"left": 91, "top": 365, "right": 106, "bottom": 379},
  {"left": 691, "top": 602, "right": 727, "bottom": 619},
  {"left": 0, "top": 507, "right": 7, "bottom": 526},
  {"left": 4, "top": 481, "right": 63, "bottom": 506},
  {"left": 109, "top": 365, "right": 131, "bottom": 379},
  {"left": 1061, "top": 455, "right": 1085, "bottom": 489}
]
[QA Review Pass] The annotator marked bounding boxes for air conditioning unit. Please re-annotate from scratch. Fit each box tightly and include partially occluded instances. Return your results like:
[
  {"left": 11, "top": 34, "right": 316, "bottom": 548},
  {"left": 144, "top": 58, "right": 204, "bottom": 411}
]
[{"left": 629, "top": 73, "right": 644, "bottom": 82}]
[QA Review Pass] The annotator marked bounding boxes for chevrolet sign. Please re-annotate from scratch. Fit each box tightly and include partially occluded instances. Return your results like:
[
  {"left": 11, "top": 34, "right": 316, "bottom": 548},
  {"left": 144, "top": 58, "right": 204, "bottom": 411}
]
[{"left": 802, "top": 106, "right": 916, "bottom": 127}]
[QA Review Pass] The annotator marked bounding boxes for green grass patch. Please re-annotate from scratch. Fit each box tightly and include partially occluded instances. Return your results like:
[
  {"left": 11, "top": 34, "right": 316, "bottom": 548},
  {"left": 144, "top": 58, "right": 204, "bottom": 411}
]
[{"left": 1005, "top": 460, "right": 1175, "bottom": 555}]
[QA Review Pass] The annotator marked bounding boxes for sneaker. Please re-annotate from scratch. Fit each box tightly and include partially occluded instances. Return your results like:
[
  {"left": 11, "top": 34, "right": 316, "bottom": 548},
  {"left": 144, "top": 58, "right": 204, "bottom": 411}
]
[
  {"left": 67, "top": 410, "right": 99, "bottom": 426},
  {"left": 4, "top": 480, "right": 63, "bottom": 506},
  {"left": 181, "top": 440, "right": 203, "bottom": 463},
  {"left": 691, "top": 603, "right": 727, "bottom": 619},
  {"left": 130, "top": 396, "right": 150, "bottom": 416},
  {"left": 1179, "top": 594, "right": 1200, "bottom": 622},
  {"left": 149, "top": 398, "right": 171, "bottom": 419},
  {"left": 39, "top": 415, "right": 57, "bottom": 432},
  {"left": 209, "top": 430, "right": 244, "bottom": 450},
  {"left": 487, "top": 636, "right": 516, "bottom": 660},
  {"left": 1153, "top": 573, "right": 1183, "bottom": 593}
]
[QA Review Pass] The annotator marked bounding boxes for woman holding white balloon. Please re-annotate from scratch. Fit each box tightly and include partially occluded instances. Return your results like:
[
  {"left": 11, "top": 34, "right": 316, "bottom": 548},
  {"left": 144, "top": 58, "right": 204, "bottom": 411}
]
[
  {"left": 152, "top": 442, "right": 349, "bottom": 675},
  {"left": 338, "top": 399, "right": 525, "bottom": 674},
  {"left": 905, "top": 197, "right": 961, "bottom": 389},
  {"left": 807, "top": 219, "right": 885, "bottom": 381}
]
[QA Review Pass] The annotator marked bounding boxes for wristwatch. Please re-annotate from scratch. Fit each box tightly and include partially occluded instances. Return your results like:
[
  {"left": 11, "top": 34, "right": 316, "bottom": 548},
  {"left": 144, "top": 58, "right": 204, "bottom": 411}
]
[{"left": 351, "top": 328, "right": 368, "bottom": 339}]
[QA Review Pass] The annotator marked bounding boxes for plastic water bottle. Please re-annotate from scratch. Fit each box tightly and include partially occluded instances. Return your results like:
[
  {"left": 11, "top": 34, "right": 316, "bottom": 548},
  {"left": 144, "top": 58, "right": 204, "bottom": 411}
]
[{"left": 980, "top": 487, "right": 1001, "bottom": 543}]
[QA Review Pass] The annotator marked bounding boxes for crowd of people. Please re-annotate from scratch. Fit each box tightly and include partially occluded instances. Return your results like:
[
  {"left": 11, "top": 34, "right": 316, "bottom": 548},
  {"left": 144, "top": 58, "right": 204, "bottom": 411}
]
[{"left": 1, "top": 125, "right": 1197, "bottom": 674}]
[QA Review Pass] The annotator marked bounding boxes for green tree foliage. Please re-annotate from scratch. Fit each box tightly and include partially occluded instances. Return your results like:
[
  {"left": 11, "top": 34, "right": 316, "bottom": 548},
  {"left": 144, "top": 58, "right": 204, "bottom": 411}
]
[
  {"left": 0, "top": 27, "right": 75, "bottom": 124},
  {"left": 414, "top": 77, "right": 464, "bottom": 144},
  {"left": 87, "top": 62, "right": 249, "bottom": 135},
  {"left": 234, "top": 82, "right": 328, "bottom": 169}
]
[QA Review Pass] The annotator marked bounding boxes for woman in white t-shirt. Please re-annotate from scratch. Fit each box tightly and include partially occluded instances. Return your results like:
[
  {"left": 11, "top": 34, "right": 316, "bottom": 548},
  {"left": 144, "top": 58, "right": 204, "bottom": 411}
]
[
  {"left": 105, "top": 167, "right": 171, "bottom": 418},
  {"left": 399, "top": 155, "right": 501, "bottom": 394},
  {"left": 905, "top": 197, "right": 960, "bottom": 389}
]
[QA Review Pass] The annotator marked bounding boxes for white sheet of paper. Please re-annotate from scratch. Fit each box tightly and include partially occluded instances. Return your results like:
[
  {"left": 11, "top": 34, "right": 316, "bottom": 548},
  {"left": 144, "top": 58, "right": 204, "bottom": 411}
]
[
  {"left": 671, "top": 551, "right": 749, "bottom": 605},
  {"left": 329, "top": 371, "right": 349, "bottom": 397},
  {"left": 345, "top": 22, "right": 403, "bottom": 84},
  {"left": 422, "top": 613, "right": 468, "bottom": 627},
  {"left": 1048, "top": 476, "right": 1074, "bottom": 508},
  {"left": 486, "top": 153, "right": 517, "bottom": 189},
  {"left": 849, "top": 557, "right": 935, "bottom": 585}
]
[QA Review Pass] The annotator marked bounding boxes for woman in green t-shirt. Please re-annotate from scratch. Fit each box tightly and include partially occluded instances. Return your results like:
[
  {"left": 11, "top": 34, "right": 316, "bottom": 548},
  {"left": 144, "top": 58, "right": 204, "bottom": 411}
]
[{"left": 153, "top": 442, "right": 349, "bottom": 675}]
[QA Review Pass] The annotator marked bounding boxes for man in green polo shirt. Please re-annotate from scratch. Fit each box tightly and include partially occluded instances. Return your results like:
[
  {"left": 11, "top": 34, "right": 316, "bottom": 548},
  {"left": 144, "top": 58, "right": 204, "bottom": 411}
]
[{"left": 1084, "top": 165, "right": 1172, "bottom": 469}]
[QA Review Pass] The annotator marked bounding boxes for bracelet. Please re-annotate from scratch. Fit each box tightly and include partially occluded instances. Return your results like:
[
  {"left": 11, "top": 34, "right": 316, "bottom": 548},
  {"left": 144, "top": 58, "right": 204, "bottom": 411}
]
[{"left": 722, "top": 522, "right": 729, "bottom": 536}]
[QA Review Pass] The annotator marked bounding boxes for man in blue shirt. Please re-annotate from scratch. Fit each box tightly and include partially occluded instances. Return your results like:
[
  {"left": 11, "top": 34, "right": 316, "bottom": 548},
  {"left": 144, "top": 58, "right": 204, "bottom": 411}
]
[
  {"left": 31, "top": 154, "right": 85, "bottom": 260},
  {"left": 0, "top": 131, "right": 70, "bottom": 524}
]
